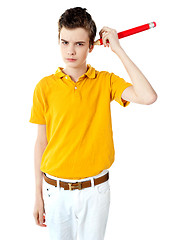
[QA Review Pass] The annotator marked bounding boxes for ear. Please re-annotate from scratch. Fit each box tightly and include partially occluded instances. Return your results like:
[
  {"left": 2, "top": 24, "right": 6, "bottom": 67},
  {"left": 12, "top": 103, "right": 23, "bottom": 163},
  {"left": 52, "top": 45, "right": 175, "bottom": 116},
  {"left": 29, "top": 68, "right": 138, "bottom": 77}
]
[{"left": 89, "top": 44, "right": 94, "bottom": 53}]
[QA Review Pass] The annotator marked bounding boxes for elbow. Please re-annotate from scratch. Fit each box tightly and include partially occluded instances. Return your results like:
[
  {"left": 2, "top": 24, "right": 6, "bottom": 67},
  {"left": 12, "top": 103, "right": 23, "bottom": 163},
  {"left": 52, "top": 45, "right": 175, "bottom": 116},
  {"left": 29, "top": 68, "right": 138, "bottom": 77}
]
[{"left": 144, "top": 92, "right": 158, "bottom": 105}]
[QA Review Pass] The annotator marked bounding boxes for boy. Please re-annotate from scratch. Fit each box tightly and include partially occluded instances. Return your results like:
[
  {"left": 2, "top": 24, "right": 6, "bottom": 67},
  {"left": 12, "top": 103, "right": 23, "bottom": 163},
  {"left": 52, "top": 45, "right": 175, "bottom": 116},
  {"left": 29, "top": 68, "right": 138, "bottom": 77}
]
[{"left": 29, "top": 7, "right": 157, "bottom": 240}]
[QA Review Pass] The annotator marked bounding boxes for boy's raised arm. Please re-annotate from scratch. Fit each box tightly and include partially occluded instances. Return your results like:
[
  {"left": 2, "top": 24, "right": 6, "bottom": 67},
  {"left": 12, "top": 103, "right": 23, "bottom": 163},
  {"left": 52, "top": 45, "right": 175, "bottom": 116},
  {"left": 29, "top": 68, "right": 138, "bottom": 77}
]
[{"left": 99, "top": 26, "right": 157, "bottom": 105}]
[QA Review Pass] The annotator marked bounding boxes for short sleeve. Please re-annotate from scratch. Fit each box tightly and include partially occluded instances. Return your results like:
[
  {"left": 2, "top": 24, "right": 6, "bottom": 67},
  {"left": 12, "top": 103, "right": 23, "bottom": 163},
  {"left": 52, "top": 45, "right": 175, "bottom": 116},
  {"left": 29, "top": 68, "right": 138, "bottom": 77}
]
[
  {"left": 110, "top": 73, "right": 132, "bottom": 107},
  {"left": 29, "top": 84, "right": 46, "bottom": 124}
]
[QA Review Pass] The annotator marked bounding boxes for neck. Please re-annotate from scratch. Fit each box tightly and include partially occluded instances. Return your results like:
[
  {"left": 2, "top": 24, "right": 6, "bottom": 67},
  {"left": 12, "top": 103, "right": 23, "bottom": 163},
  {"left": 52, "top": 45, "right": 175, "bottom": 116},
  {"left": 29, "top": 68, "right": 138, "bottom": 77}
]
[{"left": 63, "top": 63, "right": 88, "bottom": 82}]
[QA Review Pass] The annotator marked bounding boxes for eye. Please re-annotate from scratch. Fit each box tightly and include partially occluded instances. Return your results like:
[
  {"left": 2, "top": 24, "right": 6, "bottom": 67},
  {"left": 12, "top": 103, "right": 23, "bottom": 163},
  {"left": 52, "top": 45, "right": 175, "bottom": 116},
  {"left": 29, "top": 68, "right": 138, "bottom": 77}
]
[
  {"left": 61, "top": 41, "right": 68, "bottom": 45},
  {"left": 76, "top": 43, "right": 84, "bottom": 46}
]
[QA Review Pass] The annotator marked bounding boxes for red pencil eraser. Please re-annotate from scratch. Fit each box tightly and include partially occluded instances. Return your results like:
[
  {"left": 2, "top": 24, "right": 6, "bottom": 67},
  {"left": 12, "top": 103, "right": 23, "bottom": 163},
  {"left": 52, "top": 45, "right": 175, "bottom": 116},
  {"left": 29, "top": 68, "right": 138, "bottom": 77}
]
[{"left": 153, "top": 22, "right": 156, "bottom": 27}]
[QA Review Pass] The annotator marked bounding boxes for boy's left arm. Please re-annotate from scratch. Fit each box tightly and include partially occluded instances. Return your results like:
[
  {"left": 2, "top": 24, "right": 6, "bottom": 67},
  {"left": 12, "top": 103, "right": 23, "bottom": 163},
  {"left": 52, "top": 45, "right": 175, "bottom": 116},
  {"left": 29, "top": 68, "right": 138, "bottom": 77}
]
[{"left": 99, "top": 26, "right": 157, "bottom": 105}]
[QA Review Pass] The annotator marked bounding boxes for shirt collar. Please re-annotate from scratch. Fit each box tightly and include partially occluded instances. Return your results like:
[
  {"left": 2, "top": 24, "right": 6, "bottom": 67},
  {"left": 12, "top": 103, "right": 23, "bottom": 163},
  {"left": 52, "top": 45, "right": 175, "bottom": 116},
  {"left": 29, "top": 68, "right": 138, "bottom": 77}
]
[{"left": 55, "top": 64, "right": 96, "bottom": 79}]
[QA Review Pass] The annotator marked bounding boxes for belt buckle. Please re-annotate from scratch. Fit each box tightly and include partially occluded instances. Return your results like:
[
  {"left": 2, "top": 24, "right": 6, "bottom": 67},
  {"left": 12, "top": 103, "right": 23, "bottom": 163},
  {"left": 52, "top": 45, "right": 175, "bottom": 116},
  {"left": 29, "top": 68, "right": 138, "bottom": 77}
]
[{"left": 68, "top": 182, "right": 82, "bottom": 191}]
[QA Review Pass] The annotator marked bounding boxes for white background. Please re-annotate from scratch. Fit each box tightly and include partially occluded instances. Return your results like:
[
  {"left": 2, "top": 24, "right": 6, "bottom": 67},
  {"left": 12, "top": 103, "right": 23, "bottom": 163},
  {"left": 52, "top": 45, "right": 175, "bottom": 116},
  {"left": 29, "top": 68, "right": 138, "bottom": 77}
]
[{"left": 0, "top": 0, "right": 181, "bottom": 239}]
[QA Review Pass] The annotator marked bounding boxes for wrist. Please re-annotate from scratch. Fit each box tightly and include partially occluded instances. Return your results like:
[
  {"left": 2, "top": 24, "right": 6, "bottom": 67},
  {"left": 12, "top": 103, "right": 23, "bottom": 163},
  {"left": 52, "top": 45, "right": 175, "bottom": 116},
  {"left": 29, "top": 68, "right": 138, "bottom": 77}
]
[{"left": 114, "top": 45, "right": 125, "bottom": 55}]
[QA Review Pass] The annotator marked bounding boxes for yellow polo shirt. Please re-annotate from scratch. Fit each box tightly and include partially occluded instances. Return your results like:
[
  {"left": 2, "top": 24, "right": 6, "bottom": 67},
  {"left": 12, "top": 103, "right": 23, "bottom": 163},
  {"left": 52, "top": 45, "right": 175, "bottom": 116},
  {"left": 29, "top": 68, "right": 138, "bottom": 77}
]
[{"left": 29, "top": 64, "right": 132, "bottom": 179}]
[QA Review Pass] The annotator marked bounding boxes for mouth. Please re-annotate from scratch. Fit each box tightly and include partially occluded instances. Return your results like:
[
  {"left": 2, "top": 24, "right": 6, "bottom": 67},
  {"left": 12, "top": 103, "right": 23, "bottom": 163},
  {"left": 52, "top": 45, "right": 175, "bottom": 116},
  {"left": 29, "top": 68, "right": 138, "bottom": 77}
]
[{"left": 66, "top": 58, "right": 77, "bottom": 62}]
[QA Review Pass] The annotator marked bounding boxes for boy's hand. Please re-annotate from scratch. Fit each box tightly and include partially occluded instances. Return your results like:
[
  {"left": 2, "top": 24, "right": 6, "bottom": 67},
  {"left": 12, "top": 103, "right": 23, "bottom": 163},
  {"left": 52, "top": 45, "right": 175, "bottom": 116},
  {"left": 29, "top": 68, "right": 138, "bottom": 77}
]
[
  {"left": 99, "top": 26, "right": 122, "bottom": 53},
  {"left": 33, "top": 196, "right": 47, "bottom": 227}
]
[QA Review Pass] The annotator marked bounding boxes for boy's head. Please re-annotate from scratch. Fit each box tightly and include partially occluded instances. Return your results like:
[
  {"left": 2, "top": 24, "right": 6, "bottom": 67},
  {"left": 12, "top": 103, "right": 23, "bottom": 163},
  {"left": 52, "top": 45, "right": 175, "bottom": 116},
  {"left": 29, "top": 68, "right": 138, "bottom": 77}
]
[{"left": 58, "top": 7, "right": 97, "bottom": 49}]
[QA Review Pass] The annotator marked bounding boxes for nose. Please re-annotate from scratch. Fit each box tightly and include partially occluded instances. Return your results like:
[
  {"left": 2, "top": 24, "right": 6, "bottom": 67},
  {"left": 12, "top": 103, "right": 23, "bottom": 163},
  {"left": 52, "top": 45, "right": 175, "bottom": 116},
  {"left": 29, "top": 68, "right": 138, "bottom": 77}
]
[{"left": 67, "top": 44, "right": 76, "bottom": 56}]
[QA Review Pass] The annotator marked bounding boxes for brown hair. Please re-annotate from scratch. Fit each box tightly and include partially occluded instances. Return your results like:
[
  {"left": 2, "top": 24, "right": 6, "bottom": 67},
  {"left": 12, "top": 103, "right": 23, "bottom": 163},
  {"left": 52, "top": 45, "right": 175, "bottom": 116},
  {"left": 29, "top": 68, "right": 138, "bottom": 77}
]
[{"left": 58, "top": 7, "right": 97, "bottom": 48}]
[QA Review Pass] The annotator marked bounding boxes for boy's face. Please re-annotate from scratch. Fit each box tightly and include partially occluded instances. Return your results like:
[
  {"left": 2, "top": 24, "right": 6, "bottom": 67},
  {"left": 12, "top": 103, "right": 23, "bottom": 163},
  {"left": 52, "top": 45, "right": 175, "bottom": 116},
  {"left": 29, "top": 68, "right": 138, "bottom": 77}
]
[{"left": 59, "top": 27, "right": 94, "bottom": 69}]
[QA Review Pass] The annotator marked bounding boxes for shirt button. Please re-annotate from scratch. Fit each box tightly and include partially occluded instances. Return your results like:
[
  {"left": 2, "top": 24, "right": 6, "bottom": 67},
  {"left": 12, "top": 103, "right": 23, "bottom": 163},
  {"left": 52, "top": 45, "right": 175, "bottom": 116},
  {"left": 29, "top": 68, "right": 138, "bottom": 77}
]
[{"left": 75, "top": 86, "right": 77, "bottom": 89}]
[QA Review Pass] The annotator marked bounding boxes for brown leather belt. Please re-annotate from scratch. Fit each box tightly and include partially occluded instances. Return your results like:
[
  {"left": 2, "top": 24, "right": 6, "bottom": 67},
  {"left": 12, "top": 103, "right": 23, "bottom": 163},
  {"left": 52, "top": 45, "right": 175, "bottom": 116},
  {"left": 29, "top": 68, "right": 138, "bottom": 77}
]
[{"left": 43, "top": 172, "right": 109, "bottom": 191}]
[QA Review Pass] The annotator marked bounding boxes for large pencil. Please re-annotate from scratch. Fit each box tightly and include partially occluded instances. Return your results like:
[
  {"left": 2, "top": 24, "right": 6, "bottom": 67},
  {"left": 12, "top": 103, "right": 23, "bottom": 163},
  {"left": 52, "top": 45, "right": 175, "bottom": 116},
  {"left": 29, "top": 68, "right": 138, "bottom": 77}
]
[{"left": 94, "top": 22, "right": 156, "bottom": 45}]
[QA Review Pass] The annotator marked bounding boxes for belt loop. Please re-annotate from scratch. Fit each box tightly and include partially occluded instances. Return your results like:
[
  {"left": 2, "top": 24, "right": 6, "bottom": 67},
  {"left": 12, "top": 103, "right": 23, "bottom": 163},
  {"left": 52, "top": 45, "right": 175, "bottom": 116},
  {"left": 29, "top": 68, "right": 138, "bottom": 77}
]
[
  {"left": 57, "top": 179, "right": 60, "bottom": 191},
  {"left": 91, "top": 177, "right": 95, "bottom": 188}
]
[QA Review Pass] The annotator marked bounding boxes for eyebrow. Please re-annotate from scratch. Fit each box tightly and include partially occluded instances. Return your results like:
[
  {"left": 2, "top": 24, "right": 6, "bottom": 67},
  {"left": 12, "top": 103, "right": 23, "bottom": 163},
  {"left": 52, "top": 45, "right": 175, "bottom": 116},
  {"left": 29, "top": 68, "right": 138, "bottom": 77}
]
[{"left": 61, "top": 39, "right": 86, "bottom": 43}]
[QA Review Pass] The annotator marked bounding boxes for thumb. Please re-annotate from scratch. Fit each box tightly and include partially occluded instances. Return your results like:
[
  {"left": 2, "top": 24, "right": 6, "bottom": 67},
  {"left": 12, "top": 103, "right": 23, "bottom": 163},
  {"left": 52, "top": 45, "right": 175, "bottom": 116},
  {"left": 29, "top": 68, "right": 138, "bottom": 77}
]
[{"left": 39, "top": 211, "right": 44, "bottom": 225}]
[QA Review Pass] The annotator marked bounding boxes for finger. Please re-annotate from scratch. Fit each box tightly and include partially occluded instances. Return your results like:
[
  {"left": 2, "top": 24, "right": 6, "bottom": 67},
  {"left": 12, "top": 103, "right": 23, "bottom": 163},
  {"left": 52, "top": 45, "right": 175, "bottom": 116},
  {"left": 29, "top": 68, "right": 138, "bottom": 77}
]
[
  {"left": 42, "top": 224, "right": 47, "bottom": 227},
  {"left": 43, "top": 214, "right": 46, "bottom": 224},
  {"left": 42, "top": 215, "right": 47, "bottom": 227},
  {"left": 99, "top": 26, "right": 111, "bottom": 37},
  {"left": 39, "top": 211, "right": 44, "bottom": 225},
  {"left": 106, "top": 42, "right": 110, "bottom": 47},
  {"left": 102, "top": 33, "right": 110, "bottom": 47},
  {"left": 41, "top": 213, "right": 47, "bottom": 227},
  {"left": 38, "top": 214, "right": 47, "bottom": 227},
  {"left": 100, "top": 27, "right": 117, "bottom": 38},
  {"left": 33, "top": 211, "right": 39, "bottom": 225},
  {"left": 99, "top": 26, "right": 112, "bottom": 34}
]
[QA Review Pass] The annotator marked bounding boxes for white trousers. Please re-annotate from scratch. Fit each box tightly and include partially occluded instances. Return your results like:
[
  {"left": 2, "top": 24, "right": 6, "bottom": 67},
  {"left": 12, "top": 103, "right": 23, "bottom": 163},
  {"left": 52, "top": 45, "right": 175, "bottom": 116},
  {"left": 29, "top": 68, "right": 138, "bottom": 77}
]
[{"left": 43, "top": 170, "right": 110, "bottom": 240}]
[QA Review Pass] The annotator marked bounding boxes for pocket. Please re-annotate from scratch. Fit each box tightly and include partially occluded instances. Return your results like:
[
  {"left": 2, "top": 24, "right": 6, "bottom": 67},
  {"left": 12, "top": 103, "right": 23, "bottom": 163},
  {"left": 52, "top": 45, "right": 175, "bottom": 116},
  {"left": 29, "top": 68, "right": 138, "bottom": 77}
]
[
  {"left": 96, "top": 180, "right": 110, "bottom": 194},
  {"left": 43, "top": 179, "right": 57, "bottom": 199}
]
